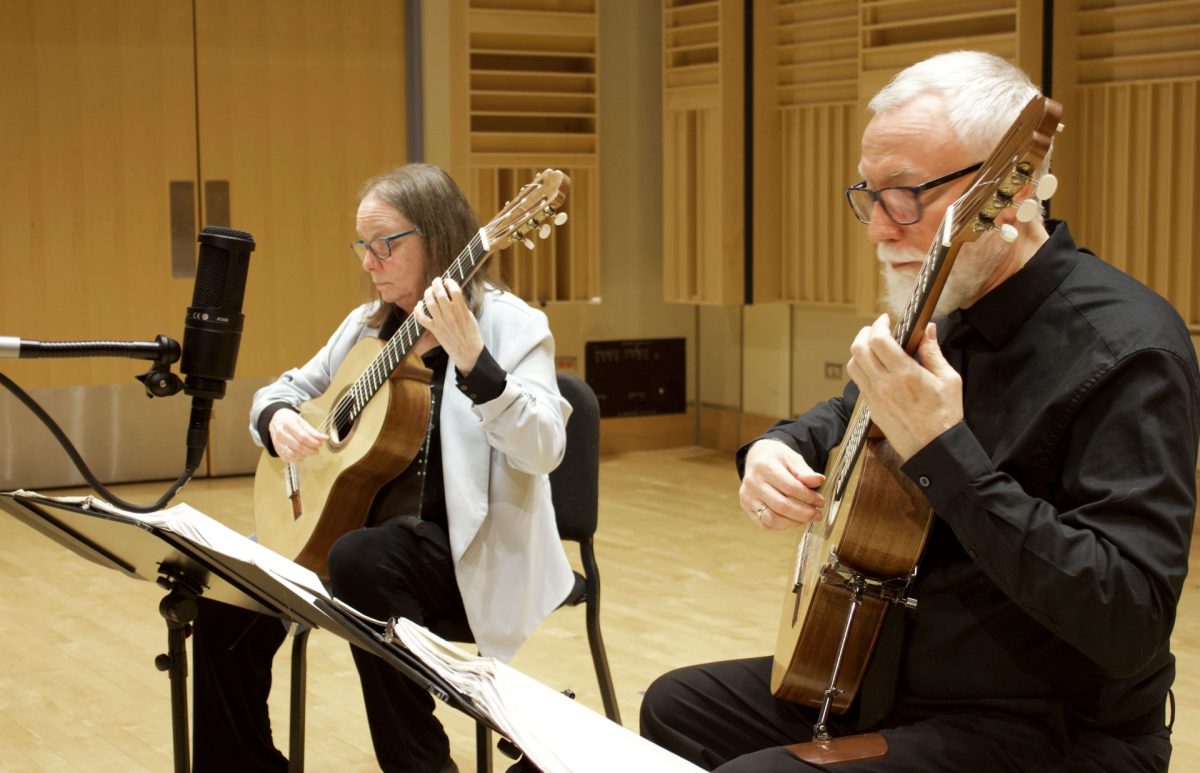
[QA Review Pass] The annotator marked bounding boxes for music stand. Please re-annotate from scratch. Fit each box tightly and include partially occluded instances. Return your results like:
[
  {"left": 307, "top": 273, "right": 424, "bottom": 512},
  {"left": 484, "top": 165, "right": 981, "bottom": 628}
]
[{"left": 0, "top": 491, "right": 503, "bottom": 773}]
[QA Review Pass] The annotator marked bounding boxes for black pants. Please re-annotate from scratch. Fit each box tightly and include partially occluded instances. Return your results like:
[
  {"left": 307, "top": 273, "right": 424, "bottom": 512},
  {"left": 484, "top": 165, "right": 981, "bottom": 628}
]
[
  {"left": 328, "top": 517, "right": 467, "bottom": 773},
  {"left": 191, "top": 517, "right": 467, "bottom": 773},
  {"left": 192, "top": 595, "right": 289, "bottom": 773},
  {"left": 638, "top": 657, "right": 1171, "bottom": 772}
]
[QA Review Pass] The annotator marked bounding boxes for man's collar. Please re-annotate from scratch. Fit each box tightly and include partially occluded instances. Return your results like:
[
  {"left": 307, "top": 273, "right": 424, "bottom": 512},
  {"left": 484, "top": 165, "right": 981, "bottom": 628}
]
[{"left": 956, "top": 220, "right": 1079, "bottom": 348}]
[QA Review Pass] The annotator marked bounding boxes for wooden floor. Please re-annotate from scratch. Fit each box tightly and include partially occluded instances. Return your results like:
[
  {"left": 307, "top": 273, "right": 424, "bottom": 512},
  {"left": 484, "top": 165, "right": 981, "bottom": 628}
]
[{"left": 1, "top": 447, "right": 1198, "bottom": 771}]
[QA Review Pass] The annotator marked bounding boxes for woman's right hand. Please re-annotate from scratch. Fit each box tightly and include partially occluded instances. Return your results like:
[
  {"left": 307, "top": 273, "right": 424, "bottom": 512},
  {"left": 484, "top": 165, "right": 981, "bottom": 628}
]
[{"left": 269, "top": 409, "right": 328, "bottom": 463}]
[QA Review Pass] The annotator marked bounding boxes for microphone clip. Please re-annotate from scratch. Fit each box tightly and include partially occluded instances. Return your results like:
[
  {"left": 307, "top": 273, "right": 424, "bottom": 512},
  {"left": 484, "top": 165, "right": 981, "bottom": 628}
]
[{"left": 135, "top": 334, "right": 185, "bottom": 398}]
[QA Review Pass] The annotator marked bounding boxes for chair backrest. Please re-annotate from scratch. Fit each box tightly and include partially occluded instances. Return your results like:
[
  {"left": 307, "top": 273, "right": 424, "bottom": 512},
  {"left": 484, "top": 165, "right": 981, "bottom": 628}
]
[{"left": 550, "top": 372, "right": 600, "bottom": 544}]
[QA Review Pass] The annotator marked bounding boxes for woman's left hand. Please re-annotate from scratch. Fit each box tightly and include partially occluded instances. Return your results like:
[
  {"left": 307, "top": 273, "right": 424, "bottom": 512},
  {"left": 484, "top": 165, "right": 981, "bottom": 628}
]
[{"left": 416, "top": 277, "right": 484, "bottom": 374}]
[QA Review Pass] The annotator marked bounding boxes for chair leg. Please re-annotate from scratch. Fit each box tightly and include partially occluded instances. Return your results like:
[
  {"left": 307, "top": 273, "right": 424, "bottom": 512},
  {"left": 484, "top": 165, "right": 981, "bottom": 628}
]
[
  {"left": 580, "top": 542, "right": 621, "bottom": 724},
  {"left": 289, "top": 626, "right": 310, "bottom": 773},
  {"left": 475, "top": 722, "right": 492, "bottom": 773}
]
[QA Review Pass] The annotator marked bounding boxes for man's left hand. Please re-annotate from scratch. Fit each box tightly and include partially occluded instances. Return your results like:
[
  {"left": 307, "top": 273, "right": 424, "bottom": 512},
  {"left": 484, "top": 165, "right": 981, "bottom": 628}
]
[{"left": 846, "top": 314, "right": 962, "bottom": 461}]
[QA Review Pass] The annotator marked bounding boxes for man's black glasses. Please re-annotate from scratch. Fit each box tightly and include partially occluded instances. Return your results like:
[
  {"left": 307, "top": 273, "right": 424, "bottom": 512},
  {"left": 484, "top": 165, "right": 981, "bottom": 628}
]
[{"left": 843, "top": 162, "right": 982, "bottom": 225}]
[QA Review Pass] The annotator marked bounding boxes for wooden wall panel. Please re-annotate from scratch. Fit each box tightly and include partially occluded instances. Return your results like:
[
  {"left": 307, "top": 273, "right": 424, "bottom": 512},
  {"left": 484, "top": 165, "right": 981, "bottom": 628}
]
[
  {"left": 451, "top": 0, "right": 599, "bottom": 303},
  {"left": 778, "top": 104, "right": 859, "bottom": 306},
  {"left": 751, "top": 0, "right": 1042, "bottom": 314},
  {"left": 194, "top": 0, "right": 408, "bottom": 381},
  {"left": 0, "top": 0, "right": 197, "bottom": 389},
  {"left": 662, "top": 0, "right": 744, "bottom": 305},
  {"left": 1053, "top": 0, "right": 1200, "bottom": 332},
  {"left": 754, "top": 0, "right": 858, "bottom": 307}
]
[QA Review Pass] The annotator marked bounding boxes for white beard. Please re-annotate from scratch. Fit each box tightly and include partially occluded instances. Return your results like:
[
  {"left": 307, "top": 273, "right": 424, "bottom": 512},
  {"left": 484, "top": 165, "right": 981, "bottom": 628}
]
[{"left": 877, "top": 234, "right": 1010, "bottom": 320}]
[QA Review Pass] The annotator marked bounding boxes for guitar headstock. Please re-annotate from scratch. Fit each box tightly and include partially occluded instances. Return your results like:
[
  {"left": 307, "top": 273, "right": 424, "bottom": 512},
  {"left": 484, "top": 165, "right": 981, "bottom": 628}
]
[
  {"left": 483, "top": 169, "right": 571, "bottom": 252},
  {"left": 948, "top": 95, "right": 1063, "bottom": 246}
]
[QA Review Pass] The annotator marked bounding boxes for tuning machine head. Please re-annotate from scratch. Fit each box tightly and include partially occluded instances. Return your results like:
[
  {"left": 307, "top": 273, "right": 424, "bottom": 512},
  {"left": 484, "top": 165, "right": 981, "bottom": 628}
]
[{"left": 1012, "top": 173, "right": 1058, "bottom": 223}]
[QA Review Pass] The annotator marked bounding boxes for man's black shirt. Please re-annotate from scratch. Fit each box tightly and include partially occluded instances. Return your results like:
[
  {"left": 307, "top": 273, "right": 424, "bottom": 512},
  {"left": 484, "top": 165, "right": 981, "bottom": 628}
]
[{"left": 746, "top": 221, "right": 1200, "bottom": 735}]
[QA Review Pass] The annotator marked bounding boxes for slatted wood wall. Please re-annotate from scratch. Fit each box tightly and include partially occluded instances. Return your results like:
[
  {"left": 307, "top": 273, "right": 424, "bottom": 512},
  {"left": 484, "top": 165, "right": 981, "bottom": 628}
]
[
  {"left": 748, "top": 0, "right": 1045, "bottom": 314},
  {"left": 452, "top": 0, "right": 599, "bottom": 304},
  {"left": 1053, "top": 0, "right": 1200, "bottom": 333},
  {"left": 662, "top": 0, "right": 744, "bottom": 305},
  {"left": 753, "top": 0, "right": 859, "bottom": 307}
]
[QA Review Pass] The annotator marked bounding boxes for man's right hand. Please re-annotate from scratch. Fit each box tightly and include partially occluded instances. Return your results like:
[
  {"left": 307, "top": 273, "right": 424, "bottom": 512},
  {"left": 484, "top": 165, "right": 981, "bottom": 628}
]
[
  {"left": 268, "top": 409, "right": 328, "bottom": 463},
  {"left": 738, "top": 439, "right": 826, "bottom": 530}
]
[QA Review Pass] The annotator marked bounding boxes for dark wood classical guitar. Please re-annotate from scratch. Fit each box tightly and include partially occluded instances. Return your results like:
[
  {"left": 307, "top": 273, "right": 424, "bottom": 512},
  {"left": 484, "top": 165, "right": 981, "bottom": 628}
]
[
  {"left": 770, "top": 97, "right": 1063, "bottom": 722},
  {"left": 253, "top": 170, "right": 569, "bottom": 577}
]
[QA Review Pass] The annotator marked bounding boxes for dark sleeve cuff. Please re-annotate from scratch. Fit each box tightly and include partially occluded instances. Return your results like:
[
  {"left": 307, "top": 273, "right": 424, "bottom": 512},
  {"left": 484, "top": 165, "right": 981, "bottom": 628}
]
[
  {"left": 735, "top": 428, "right": 805, "bottom": 479},
  {"left": 257, "top": 402, "right": 297, "bottom": 457},
  {"left": 899, "top": 421, "right": 992, "bottom": 513},
  {"left": 456, "top": 346, "right": 507, "bottom": 404}
]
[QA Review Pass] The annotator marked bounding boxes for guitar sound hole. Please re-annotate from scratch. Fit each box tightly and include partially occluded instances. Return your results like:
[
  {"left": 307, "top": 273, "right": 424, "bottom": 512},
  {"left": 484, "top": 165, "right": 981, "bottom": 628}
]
[{"left": 332, "top": 409, "right": 355, "bottom": 444}]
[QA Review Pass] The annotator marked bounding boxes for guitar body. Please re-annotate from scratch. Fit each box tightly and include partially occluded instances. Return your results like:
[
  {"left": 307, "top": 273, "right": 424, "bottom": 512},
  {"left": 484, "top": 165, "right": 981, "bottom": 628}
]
[
  {"left": 253, "top": 338, "right": 431, "bottom": 578},
  {"left": 770, "top": 409, "right": 932, "bottom": 710}
]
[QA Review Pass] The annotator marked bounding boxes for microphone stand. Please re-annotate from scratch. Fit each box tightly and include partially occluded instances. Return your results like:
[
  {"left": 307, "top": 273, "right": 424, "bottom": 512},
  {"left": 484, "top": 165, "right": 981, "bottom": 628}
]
[
  {"left": 0, "top": 334, "right": 201, "bottom": 512},
  {"left": 1, "top": 335, "right": 214, "bottom": 772}
]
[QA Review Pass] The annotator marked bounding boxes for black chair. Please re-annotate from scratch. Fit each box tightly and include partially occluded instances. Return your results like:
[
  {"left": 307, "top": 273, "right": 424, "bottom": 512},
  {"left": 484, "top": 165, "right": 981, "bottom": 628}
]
[
  {"left": 546, "top": 371, "right": 620, "bottom": 725},
  {"left": 427, "top": 371, "right": 620, "bottom": 771}
]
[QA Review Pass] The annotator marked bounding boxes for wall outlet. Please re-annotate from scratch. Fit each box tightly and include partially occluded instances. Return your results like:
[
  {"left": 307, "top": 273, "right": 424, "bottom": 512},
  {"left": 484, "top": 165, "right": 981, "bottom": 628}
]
[{"left": 824, "top": 362, "right": 843, "bottom": 379}]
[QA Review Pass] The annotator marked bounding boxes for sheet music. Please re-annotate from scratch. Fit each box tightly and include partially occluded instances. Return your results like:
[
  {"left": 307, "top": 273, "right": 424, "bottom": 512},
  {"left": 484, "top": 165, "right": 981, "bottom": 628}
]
[
  {"left": 389, "top": 619, "right": 704, "bottom": 773},
  {"left": 5, "top": 489, "right": 330, "bottom": 603}
]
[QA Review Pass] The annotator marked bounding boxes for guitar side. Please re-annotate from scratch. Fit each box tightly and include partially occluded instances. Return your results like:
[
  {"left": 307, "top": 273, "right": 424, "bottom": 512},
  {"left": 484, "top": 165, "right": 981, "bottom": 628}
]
[{"left": 252, "top": 338, "right": 431, "bottom": 578}]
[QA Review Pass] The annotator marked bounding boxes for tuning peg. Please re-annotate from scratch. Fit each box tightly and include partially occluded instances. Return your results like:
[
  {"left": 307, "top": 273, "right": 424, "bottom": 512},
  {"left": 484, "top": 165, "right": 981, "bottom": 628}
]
[
  {"left": 522, "top": 238, "right": 535, "bottom": 250},
  {"left": 1016, "top": 199, "right": 1041, "bottom": 223},
  {"left": 553, "top": 212, "right": 568, "bottom": 226},
  {"left": 999, "top": 223, "right": 1019, "bottom": 243},
  {"left": 1035, "top": 173, "right": 1058, "bottom": 200},
  {"left": 538, "top": 224, "right": 551, "bottom": 239}
]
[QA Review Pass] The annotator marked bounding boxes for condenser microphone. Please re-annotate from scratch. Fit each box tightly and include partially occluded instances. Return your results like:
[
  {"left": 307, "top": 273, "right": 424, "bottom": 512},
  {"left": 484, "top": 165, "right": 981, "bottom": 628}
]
[{"left": 180, "top": 225, "right": 255, "bottom": 471}]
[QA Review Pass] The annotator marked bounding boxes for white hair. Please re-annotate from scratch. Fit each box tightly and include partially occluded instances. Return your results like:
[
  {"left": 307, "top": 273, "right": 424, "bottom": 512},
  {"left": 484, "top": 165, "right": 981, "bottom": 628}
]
[{"left": 869, "top": 51, "right": 1052, "bottom": 176}]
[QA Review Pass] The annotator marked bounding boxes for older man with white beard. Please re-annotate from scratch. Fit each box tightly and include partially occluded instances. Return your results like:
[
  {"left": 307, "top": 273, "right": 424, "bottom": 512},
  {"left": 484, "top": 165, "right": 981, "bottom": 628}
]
[{"left": 639, "top": 51, "right": 1200, "bottom": 773}]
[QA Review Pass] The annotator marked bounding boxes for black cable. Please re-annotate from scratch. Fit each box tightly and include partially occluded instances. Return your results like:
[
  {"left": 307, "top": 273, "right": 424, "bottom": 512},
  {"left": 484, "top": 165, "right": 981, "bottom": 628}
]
[{"left": 0, "top": 370, "right": 195, "bottom": 512}]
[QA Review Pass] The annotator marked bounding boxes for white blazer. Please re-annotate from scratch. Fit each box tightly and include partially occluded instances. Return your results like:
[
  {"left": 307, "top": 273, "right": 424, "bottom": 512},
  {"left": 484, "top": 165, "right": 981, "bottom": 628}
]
[{"left": 250, "top": 289, "right": 575, "bottom": 661}]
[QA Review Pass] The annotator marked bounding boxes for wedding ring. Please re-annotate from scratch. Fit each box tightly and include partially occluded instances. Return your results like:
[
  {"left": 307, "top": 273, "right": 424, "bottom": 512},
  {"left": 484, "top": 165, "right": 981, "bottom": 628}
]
[{"left": 755, "top": 504, "right": 768, "bottom": 518}]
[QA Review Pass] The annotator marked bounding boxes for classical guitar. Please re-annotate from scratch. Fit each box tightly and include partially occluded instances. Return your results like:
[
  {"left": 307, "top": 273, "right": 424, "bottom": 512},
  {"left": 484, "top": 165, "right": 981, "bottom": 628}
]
[
  {"left": 770, "top": 97, "right": 1063, "bottom": 716},
  {"left": 253, "top": 169, "right": 570, "bottom": 577}
]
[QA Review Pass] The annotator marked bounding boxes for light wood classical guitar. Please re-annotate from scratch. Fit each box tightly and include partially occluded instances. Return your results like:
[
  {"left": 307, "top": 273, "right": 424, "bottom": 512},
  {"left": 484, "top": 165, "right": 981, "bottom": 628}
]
[
  {"left": 253, "top": 170, "right": 570, "bottom": 577},
  {"left": 771, "top": 97, "right": 1063, "bottom": 718}
]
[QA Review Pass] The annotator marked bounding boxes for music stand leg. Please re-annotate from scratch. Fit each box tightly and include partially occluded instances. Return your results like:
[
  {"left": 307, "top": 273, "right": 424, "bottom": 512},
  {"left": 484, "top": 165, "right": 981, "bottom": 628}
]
[
  {"left": 154, "top": 575, "right": 199, "bottom": 773},
  {"left": 289, "top": 626, "right": 310, "bottom": 772}
]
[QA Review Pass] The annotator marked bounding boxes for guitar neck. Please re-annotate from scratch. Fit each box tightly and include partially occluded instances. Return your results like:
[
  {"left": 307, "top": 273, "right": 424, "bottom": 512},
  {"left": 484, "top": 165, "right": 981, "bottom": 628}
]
[{"left": 892, "top": 213, "right": 960, "bottom": 354}]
